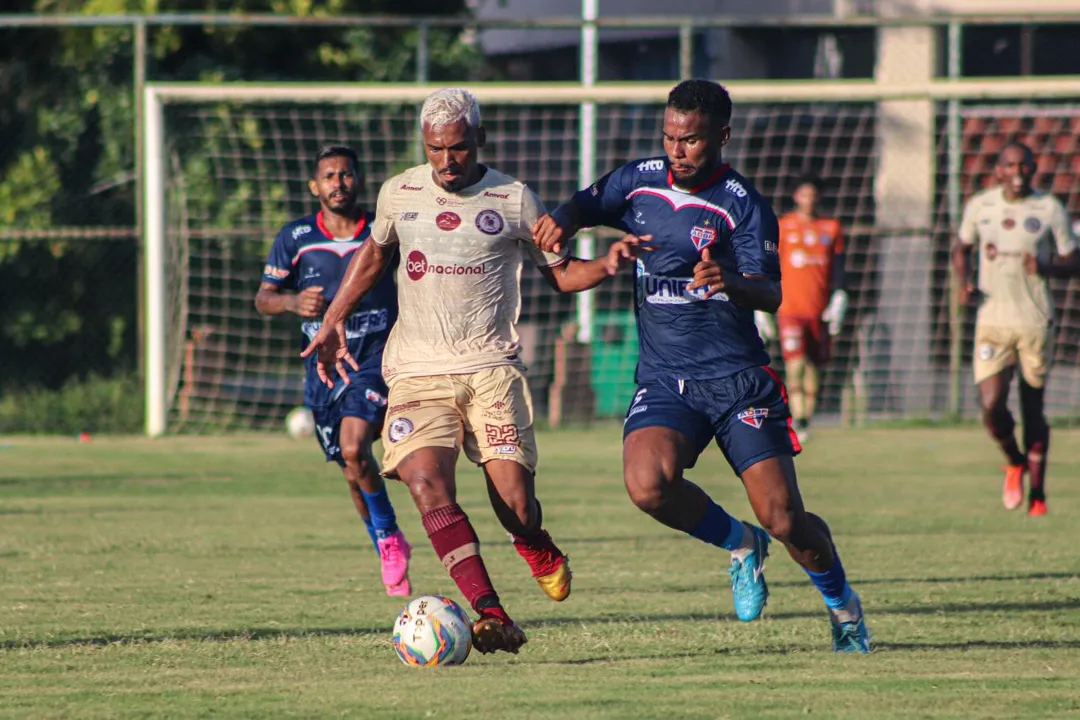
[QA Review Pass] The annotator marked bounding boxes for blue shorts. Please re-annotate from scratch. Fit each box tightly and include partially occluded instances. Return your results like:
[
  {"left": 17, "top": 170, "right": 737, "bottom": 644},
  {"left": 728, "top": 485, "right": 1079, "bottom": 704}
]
[
  {"left": 310, "top": 374, "right": 389, "bottom": 466},
  {"left": 622, "top": 366, "right": 801, "bottom": 475}
]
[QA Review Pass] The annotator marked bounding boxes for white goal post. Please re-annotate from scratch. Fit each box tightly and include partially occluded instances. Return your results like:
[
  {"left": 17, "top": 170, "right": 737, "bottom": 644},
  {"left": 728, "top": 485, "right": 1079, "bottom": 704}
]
[{"left": 143, "top": 76, "right": 1080, "bottom": 437}]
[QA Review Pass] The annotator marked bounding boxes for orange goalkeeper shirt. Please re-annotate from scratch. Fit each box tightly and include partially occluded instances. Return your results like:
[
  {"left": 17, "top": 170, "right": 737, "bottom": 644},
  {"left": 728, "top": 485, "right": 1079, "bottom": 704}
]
[{"left": 777, "top": 213, "right": 844, "bottom": 319}]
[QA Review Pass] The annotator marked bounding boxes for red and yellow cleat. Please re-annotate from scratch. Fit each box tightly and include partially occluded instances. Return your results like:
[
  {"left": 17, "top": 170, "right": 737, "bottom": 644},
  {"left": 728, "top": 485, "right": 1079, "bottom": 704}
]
[
  {"left": 535, "top": 556, "right": 572, "bottom": 602},
  {"left": 471, "top": 616, "right": 528, "bottom": 655},
  {"left": 1028, "top": 497, "right": 1048, "bottom": 517},
  {"left": 1002, "top": 464, "right": 1025, "bottom": 510}
]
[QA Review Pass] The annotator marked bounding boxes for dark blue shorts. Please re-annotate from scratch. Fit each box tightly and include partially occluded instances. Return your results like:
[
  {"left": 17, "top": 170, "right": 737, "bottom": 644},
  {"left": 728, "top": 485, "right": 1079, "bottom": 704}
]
[
  {"left": 310, "top": 374, "right": 389, "bottom": 466},
  {"left": 622, "top": 366, "right": 801, "bottom": 475}
]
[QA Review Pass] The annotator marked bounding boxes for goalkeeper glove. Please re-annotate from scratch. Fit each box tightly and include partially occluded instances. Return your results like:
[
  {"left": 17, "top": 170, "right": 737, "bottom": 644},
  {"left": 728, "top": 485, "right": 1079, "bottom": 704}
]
[
  {"left": 820, "top": 289, "right": 849, "bottom": 337},
  {"left": 754, "top": 310, "right": 776, "bottom": 341}
]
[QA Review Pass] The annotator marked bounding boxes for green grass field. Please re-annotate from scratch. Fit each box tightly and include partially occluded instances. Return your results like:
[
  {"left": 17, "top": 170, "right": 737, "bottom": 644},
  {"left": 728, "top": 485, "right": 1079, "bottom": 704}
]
[{"left": 2, "top": 426, "right": 1079, "bottom": 719}]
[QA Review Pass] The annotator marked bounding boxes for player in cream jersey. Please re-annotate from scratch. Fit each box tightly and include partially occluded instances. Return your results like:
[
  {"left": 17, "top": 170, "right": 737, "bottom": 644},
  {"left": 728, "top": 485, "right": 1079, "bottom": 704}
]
[
  {"left": 953, "top": 142, "right": 1079, "bottom": 516},
  {"left": 303, "top": 87, "right": 645, "bottom": 655},
  {"left": 374, "top": 162, "right": 561, "bottom": 382}
]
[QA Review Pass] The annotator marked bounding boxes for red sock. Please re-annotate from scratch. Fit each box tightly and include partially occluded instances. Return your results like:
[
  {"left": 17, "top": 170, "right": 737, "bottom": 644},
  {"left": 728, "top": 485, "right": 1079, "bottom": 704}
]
[
  {"left": 511, "top": 529, "right": 565, "bottom": 578},
  {"left": 422, "top": 504, "right": 507, "bottom": 621}
]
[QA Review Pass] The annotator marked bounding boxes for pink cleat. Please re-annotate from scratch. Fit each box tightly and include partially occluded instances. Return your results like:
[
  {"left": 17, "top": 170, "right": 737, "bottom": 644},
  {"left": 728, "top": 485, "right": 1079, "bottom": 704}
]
[
  {"left": 385, "top": 579, "right": 412, "bottom": 597},
  {"left": 377, "top": 530, "right": 412, "bottom": 594}
]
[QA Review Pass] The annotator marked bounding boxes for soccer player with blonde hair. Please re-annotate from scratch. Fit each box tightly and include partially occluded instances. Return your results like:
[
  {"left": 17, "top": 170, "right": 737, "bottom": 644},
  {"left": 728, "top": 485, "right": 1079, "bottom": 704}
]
[{"left": 303, "top": 88, "right": 644, "bottom": 654}]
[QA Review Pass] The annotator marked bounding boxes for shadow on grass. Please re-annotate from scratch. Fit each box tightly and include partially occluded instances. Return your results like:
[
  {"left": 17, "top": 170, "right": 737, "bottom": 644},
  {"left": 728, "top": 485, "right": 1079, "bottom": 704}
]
[
  {"left": 0, "top": 625, "right": 384, "bottom": 650},
  {"left": 6, "top": 597, "right": 1079, "bottom": 651},
  {"left": 534, "top": 638, "right": 1080, "bottom": 665},
  {"left": 768, "top": 570, "right": 1079, "bottom": 589}
]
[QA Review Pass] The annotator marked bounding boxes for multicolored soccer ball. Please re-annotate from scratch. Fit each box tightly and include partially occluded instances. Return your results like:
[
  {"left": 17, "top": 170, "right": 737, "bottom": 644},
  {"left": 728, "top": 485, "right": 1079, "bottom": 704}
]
[
  {"left": 392, "top": 595, "right": 473, "bottom": 667},
  {"left": 285, "top": 406, "right": 315, "bottom": 439}
]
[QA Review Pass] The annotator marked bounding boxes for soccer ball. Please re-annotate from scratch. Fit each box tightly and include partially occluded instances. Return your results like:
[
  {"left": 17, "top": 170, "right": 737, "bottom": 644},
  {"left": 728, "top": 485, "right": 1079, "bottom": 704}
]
[
  {"left": 392, "top": 595, "right": 473, "bottom": 667},
  {"left": 285, "top": 406, "right": 315, "bottom": 439}
]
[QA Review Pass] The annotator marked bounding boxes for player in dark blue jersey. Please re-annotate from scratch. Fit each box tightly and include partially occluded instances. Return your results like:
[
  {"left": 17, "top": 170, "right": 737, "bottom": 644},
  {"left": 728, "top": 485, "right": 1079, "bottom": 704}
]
[
  {"left": 533, "top": 80, "right": 869, "bottom": 652},
  {"left": 256, "top": 145, "right": 412, "bottom": 597}
]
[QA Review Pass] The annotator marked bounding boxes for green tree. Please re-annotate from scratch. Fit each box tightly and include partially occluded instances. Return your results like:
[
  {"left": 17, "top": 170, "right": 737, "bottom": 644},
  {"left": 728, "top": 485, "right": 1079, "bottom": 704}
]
[{"left": 0, "top": 0, "right": 483, "bottom": 394}]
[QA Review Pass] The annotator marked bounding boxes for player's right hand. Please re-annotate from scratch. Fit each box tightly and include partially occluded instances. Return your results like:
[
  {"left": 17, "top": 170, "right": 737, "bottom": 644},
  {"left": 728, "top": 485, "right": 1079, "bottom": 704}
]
[
  {"left": 290, "top": 286, "right": 327, "bottom": 317},
  {"left": 604, "top": 234, "right": 653, "bottom": 275},
  {"left": 300, "top": 319, "right": 359, "bottom": 388},
  {"left": 532, "top": 210, "right": 576, "bottom": 255}
]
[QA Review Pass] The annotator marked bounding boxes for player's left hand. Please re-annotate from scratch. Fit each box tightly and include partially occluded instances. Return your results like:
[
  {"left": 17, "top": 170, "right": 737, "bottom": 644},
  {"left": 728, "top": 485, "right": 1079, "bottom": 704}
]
[
  {"left": 300, "top": 320, "right": 359, "bottom": 388},
  {"left": 687, "top": 246, "right": 726, "bottom": 299},
  {"left": 1022, "top": 251, "right": 1039, "bottom": 276},
  {"left": 604, "top": 234, "right": 653, "bottom": 275}
]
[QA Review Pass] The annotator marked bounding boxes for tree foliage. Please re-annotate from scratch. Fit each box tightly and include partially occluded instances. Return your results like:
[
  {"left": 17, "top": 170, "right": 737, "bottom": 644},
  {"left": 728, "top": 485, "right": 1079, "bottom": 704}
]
[{"left": 0, "top": 0, "right": 482, "bottom": 393}]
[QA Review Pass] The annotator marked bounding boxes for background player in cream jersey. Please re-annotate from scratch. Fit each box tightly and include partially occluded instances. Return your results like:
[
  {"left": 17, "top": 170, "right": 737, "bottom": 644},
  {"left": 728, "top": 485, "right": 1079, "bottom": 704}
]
[
  {"left": 953, "top": 142, "right": 1079, "bottom": 516},
  {"left": 303, "top": 87, "right": 645, "bottom": 654}
]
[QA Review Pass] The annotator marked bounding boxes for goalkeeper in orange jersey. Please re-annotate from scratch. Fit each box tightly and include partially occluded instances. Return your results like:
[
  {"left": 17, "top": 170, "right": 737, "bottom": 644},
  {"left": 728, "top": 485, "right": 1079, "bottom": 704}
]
[
  {"left": 755, "top": 174, "right": 847, "bottom": 443},
  {"left": 952, "top": 142, "right": 1079, "bottom": 516}
]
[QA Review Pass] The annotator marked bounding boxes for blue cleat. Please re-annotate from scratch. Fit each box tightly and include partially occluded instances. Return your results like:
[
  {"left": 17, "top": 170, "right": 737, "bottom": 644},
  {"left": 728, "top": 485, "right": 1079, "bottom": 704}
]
[
  {"left": 728, "top": 524, "right": 770, "bottom": 622},
  {"left": 830, "top": 593, "right": 872, "bottom": 653}
]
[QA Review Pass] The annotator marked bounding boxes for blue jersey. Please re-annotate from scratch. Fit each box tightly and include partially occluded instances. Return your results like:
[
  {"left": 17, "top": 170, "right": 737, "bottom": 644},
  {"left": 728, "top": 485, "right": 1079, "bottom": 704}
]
[
  {"left": 262, "top": 211, "right": 398, "bottom": 407},
  {"left": 572, "top": 158, "right": 780, "bottom": 382}
]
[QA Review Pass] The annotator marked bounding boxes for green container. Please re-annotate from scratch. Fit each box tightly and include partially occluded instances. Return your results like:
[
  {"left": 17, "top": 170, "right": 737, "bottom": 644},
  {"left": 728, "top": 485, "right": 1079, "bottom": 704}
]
[{"left": 590, "top": 311, "right": 639, "bottom": 417}]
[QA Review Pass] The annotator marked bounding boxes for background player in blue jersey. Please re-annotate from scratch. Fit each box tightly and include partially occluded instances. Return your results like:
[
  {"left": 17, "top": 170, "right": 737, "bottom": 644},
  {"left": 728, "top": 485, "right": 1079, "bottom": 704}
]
[
  {"left": 533, "top": 80, "right": 870, "bottom": 652},
  {"left": 255, "top": 145, "right": 412, "bottom": 597}
]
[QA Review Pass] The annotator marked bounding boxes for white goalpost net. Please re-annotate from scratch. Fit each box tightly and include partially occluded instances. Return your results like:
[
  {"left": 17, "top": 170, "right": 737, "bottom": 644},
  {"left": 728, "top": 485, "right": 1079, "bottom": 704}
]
[{"left": 143, "top": 81, "right": 1080, "bottom": 436}]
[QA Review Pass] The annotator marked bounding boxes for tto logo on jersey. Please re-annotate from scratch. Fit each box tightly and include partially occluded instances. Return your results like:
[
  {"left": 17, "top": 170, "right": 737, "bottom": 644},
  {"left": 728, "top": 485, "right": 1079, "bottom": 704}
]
[{"left": 405, "top": 250, "right": 488, "bottom": 281}]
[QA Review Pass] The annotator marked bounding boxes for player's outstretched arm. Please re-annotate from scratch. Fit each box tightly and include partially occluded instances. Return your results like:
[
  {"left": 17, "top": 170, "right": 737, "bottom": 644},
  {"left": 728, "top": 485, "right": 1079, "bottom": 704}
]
[
  {"left": 538, "top": 234, "right": 652, "bottom": 293},
  {"left": 300, "top": 240, "right": 393, "bottom": 387}
]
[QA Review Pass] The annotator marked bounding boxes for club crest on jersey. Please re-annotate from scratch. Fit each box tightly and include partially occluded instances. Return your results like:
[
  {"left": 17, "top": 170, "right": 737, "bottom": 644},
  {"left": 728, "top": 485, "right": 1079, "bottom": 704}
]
[
  {"left": 436, "top": 212, "right": 461, "bottom": 231},
  {"left": 476, "top": 209, "right": 504, "bottom": 235},
  {"left": 690, "top": 225, "right": 717, "bottom": 250},
  {"left": 387, "top": 417, "right": 414, "bottom": 443},
  {"left": 1024, "top": 217, "right": 1042, "bottom": 233},
  {"left": 737, "top": 407, "right": 768, "bottom": 429}
]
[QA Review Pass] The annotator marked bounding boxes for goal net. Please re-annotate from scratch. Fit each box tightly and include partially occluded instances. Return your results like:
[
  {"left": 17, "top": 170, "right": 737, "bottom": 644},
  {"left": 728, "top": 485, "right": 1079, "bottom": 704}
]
[{"left": 144, "top": 82, "right": 1080, "bottom": 435}]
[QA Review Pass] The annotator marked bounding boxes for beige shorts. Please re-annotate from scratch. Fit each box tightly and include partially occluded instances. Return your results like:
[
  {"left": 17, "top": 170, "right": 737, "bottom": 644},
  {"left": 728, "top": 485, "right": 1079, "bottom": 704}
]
[
  {"left": 380, "top": 365, "right": 538, "bottom": 478},
  {"left": 973, "top": 324, "right": 1053, "bottom": 388}
]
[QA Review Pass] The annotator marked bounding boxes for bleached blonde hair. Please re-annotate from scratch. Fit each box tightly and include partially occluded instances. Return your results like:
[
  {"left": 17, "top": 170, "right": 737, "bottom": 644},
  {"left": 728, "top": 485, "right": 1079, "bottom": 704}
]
[{"left": 420, "top": 87, "right": 481, "bottom": 129}]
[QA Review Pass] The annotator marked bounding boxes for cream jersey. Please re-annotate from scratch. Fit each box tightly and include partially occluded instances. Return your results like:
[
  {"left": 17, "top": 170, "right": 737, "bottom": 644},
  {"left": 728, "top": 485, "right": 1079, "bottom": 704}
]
[
  {"left": 959, "top": 186, "right": 1077, "bottom": 328},
  {"left": 372, "top": 164, "right": 568, "bottom": 382}
]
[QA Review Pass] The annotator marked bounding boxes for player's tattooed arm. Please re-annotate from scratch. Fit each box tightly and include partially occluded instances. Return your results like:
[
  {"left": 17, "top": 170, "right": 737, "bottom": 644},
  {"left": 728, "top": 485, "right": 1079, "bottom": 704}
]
[
  {"left": 255, "top": 282, "right": 327, "bottom": 318},
  {"left": 538, "top": 234, "right": 652, "bottom": 293},
  {"left": 688, "top": 247, "right": 782, "bottom": 311}
]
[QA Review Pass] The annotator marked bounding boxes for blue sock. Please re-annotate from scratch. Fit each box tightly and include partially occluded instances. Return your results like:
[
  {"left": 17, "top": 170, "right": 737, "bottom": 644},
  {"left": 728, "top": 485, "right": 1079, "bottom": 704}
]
[
  {"left": 362, "top": 517, "right": 379, "bottom": 552},
  {"left": 360, "top": 486, "right": 399, "bottom": 540},
  {"left": 688, "top": 498, "right": 745, "bottom": 551},
  {"left": 805, "top": 549, "right": 853, "bottom": 609}
]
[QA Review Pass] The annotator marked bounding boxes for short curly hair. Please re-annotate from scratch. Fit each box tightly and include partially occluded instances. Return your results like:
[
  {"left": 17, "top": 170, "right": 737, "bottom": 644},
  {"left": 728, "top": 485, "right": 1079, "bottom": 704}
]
[{"left": 667, "top": 79, "right": 733, "bottom": 127}]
